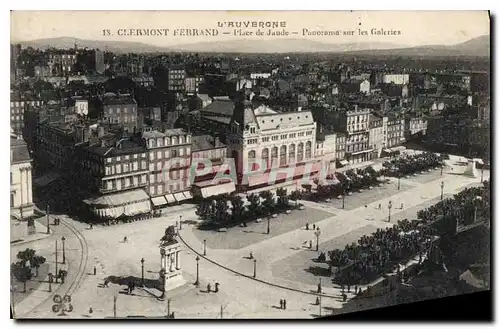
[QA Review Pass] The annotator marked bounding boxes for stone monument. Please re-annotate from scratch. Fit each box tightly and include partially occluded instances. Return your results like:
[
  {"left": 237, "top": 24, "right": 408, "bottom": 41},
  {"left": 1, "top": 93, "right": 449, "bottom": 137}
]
[
  {"left": 463, "top": 160, "right": 479, "bottom": 178},
  {"left": 158, "top": 226, "right": 185, "bottom": 298}
]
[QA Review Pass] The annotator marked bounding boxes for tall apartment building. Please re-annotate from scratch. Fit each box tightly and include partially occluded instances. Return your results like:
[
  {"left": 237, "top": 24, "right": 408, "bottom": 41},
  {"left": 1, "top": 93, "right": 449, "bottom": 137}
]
[
  {"left": 331, "top": 107, "right": 372, "bottom": 164},
  {"left": 369, "top": 115, "right": 388, "bottom": 159},
  {"left": 101, "top": 93, "right": 138, "bottom": 132},
  {"left": 386, "top": 115, "right": 406, "bottom": 148}
]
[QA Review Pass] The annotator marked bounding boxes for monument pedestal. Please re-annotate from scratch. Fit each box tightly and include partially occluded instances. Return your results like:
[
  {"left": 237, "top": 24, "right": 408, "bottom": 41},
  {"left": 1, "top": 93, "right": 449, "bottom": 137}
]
[{"left": 159, "top": 226, "right": 186, "bottom": 295}]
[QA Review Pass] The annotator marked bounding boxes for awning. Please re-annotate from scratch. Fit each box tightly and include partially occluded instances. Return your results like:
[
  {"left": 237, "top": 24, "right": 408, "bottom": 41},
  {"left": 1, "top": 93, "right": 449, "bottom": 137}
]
[
  {"left": 85, "top": 189, "right": 150, "bottom": 207},
  {"left": 182, "top": 191, "right": 193, "bottom": 200},
  {"left": 151, "top": 196, "right": 168, "bottom": 207},
  {"left": 173, "top": 192, "right": 189, "bottom": 202},
  {"left": 124, "top": 200, "right": 151, "bottom": 216},
  {"left": 200, "top": 182, "right": 236, "bottom": 199},
  {"left": 390, "top": 146, "right": 406, "bottom": 152},
  {"left": 34, "top": 172, "right": 61, "bottom": 187},
  {"left": 165, "top": 194, "right": 176, "bottom": 204},
  {"left": 339, "top": 159, "right": 349, "bottom": 166}
]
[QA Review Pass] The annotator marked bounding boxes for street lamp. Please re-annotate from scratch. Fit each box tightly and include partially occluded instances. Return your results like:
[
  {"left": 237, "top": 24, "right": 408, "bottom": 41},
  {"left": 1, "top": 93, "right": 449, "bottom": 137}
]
[
  {"left": 46, "top": 204, "right": 50, "bottom": 234},
  {"left": 342, "top": 193, "right": 345, "bottom": 209},
  {"left": 266, "top": 217, "right": 270, "bottom": 235},
  {"left": 253, "top": 259, "right": 257, "bottom": 278},
  {"left": 440, "top": 181, "right": 445, "bottom": 200},
  {"left": 194, "top": 256, "right": 200, "bottom": 286},
  {"left": 203, "top": 239, "right": 207, "bottom": 256},
  {"left": 440, "top": 165, "right": 443, "bottom": 176},
  {"left": 48, "top": 273, "right": 53, "bottom": 292},
  {"left": 61, "top": 236, "right": 66, "bottom": 264},
  {"left": 388, "top": 201, "right": 393, "bottom": 222},
  {"left": 314, "top": 228, "right": 321, "bottom": 252},
  {"left": 473, "top": 196, "right": 483, "bottom": 223},
  {"left": 179, "top": 215, "right": 183, "bottom": 230},
  {"left": 55, "top": 240, "right": 58, "bottom": 283},
  {"left": 397, "top": 175, "right": 401, "bottom": 190},
  {"left": 140, "top": 258, "right": 145, "bottom": 285}
]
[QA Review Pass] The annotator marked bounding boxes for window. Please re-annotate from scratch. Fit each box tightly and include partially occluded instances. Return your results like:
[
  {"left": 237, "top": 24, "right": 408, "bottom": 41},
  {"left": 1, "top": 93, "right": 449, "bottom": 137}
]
[
  {"left": 172, "top": 150, "right": 178, "bottom": 157},
  {"left": 116, "top": 156, "right": 121, "bottom": 162},
  {"left": 115, "top": 164, "right": 121, "bottom": 174},
  {"left": 281, "top": 134, "right": 287, "bottom": 140},
  {"left": 280, "top": 145, "right": 287, "bottom": 166},
  {"left": 149, "top": 153, "right": 155, "bottom": 161},
  {"left": 141, "top": 160, "right": 147, "bottom": 169},
  {"left": 250, "top": 127, "right": 256, "bottom": 133},
  {"left": 297, "top": 143, "right": 304, "bottom": 162},
  {"left": 262, "top": 137, "right": 269, "bottom": 142},
  {"left": 248, "top": 150, "right": 256, "bottom": 170},
  {"left": 133, "top": 162, "right": 138, "bottom": 171},
  {"left": 157, "top": 151, "right": 162, "bottom": 159},
  {"left": 262, "top": 148, "right": 269, "bottom": 167},
  {"left": 165, "top": 150, "right": 170, "bottom": 158},
  {"left": 10, "top": 172, "right": 12, "bottom": 184},
  {"left": 288, "top": 144, "right": 296, "bottom": 163},
  {"left": 271, "top": 147, "right": 278, "bottom": 166},
  {"left": 133, "top": 154, "right": 138, "bottom": 159},
  {"left": 150, "top": 174, "right": 155, "bottom": 183},
  {"left": 156, "top": 162, "right": 162, "bottom": 171},
  {"left": 272, "top": 136, "right": 279, "bottom": 141}
]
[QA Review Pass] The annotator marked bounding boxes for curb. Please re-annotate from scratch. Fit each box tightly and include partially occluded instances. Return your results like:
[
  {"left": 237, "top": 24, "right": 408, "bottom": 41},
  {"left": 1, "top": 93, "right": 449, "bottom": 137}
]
[{"left": 177, "top": 232, "right": 341, "bottom": 300}]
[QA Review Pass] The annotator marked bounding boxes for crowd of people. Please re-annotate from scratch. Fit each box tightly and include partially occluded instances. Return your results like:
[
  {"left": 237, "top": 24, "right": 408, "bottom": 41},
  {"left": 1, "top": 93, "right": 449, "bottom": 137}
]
[{"left": 328, "top": 181, "right": 490, "bottom": 286}]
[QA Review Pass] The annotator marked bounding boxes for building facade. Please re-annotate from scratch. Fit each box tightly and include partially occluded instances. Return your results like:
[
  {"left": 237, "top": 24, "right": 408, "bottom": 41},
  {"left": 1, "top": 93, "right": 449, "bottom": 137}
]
[
  {"left": 369, "top": 115, "right": 387, "bottom": 159},
  {"left": 11, "top": 136, "right": 34, "bottom": 219},
  {"left": 386, "top": 116, "right": 406, "bottom": 148},
  {"left": 101, "top": 93, "right": 138, "bottom": 132}
]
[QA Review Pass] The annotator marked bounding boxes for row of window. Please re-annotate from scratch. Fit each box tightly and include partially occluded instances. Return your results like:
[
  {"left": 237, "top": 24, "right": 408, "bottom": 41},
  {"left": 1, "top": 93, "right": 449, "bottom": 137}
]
[
  {"left": 149, "top": 168, "right": 188, "bottom": 183},
  {"left": 347, "top": 115, "right": 369, "bottom": 124},
  {"left": 148, "top": 136, "right": 190, "bottom": 148},
  {"left": 260, "top": 131, "right": 311, "bottom": 143},
  {"left": 347, "top": 144, "right": 369, "bottom": 153},
  {"left": 102, "top": 174, "right": 147, "bottom": 191},
  {"left": 104, "top": 161, "right": 147, "bottom": 175},
  {"left": 106, "top": 153, "right": 146, "bottom": 163},
  {"left": 247, "top": 143, "right": 312, "bottom": 167},
  {"left": 11, "top": 115, "right": 22, "bottom": 121},
  {"left": 149, "top": 147, "right": 190, "bottom": 160},
  {"left": 11, "top": 101, "right": 41, "bottom": 107},
  {"left": 106, "top": 106, "right": 137, "bottom": 115},
  {"left": 149, "top": 179, "right": 190, "bottom": 196}
]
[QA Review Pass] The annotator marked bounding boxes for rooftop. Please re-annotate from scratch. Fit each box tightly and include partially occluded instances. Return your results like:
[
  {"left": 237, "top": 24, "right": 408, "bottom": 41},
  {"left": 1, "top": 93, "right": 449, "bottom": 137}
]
[
  {"left": 191, "top": 135, "right": 226, "bottom": 152},
  {"left": 200, "top": 100, "right": 235, "bottom": 117},
  {"left": 11, "top": 137, "right": 31, "bottom": 164}
]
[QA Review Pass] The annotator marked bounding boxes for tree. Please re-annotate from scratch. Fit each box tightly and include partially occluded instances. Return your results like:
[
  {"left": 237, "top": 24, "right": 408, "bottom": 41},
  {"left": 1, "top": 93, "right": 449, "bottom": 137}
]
[
  {"left": 289, "top": 190, "right": 301, "bottom": 207},
  {"left": 230, "top": 195, "right": 246, "bottom": 224},
  {"left": 259, "top": 191, "right": 275, "bottom": 216},
  {"left": 247, "top": 193, "right": 261, "bottom": 217},
  {"left": 196, "top": 200, "right": 213, "bottom": 221},
  {"left": 214, "top": 197, "right": 230, "bottom": 225},
  {"left": 31, "top": 255, "right": 46, "bottom": 277},
  {"left": 276, "top": 187, "right": 289, "bottom": 208},
  {"left": 16, "top": 248, "right": 36, "bottom": 268},
  {"left": 11, "top": 262, "right": 32, "bottom": 293}
]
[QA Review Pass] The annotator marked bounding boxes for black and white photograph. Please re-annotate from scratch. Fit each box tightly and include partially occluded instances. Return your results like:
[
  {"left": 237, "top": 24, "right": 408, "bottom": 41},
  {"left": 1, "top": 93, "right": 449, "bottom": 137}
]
[{"left": 8, "top": 10, "right": 491, "bottom": 320}]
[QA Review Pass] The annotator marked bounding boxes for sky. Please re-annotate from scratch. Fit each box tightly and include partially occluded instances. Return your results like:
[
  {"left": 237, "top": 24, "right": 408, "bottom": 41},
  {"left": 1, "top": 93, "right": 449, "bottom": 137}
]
[{"left": 10, "top": 11, "right": 490, "bottom": 47}]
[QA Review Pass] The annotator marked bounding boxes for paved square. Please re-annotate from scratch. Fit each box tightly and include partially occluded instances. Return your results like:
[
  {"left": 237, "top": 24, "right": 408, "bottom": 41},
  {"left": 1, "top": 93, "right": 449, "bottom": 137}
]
[
  {"left": 270, "top": 224, "right": 378, "bottom": 286},
  {"left": 324, "top": 181, "right": 413, "bottom": 210},
  {"left": 192, "top": 207, "right": 333, "bottom": 250}
]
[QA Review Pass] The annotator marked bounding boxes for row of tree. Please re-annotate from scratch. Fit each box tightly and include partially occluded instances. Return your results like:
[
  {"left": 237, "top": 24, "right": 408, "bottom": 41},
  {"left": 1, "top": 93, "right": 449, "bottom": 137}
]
[
  {"left": 11, "top": 248, "right": 46, "bottom": 293},
  {"left": 381, "top": 152, "right": 446, "bottom": 177},
  {"left": 327, "top": 181, "right": 490, "bottom": 286},
  {"left": 196, "top": 187, "right": 302, "bottom": 230},
  {"left": 309, "top": 166, "right": 381, "bottom": 201}
]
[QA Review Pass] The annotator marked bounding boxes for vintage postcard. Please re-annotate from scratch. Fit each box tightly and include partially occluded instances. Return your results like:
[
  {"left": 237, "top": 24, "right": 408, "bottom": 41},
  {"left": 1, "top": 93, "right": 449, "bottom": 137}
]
[{"left": 10, "top": 11, "right": 490, "bottom": 320}]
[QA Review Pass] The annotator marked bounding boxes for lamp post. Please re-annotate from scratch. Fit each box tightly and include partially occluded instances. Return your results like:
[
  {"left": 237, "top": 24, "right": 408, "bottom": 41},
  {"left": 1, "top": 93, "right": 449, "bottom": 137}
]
[
  {"left": 194, "top": 256, "right": 200, "bottom": 286},
  {"left": 342, "top": 193, "right": 345, "bottom": 209},
  {"left": 48, "top": 273, "right": 53, "bottom": 292},
  {"left": 55, "top": 240, "right": 58, "bottom": 283},
  {"left": 397, "top": 175, "right": 401, "bottom": 190},
  {"left": 314, "top": 228, "right": 321, "bottom": 252},
  {"left": 473, "top": 196, "right": 483, "bottom": 223},
  {"left": 266, "top": 217, "right": 270, "bottom": 235},
  {"left": 61, "top": 236, "right": 66, "bottom": 264},
  {"left": 140, "top": 258, "right": 145, "bottom": 285},
  {"left": 46, "top": 204, "right": 50, "bottom": 234},
  {"left": 440, "top": 165, "right": 443, "bottom": 176},
  {"left": 440, "top": 181, "right": 445, "bottom": 200},
  {"left": 253, "top": 259, "right": 257, "bottom": 278},
  {"left": 388, "top": 201, "right": 393, "bottom": 223},
  {"left": 203, "top": 239, "right": 207, "bottom": 256},
  {"left": 179, "top": 215, "right": 183, "bottom": 230}
]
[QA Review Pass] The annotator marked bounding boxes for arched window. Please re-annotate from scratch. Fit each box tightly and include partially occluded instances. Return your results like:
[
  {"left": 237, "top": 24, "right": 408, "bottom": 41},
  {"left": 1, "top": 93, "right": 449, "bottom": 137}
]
[
  {"left": 297, "top": 143, "right": 304, "bottom": 162},
  {"left": 288, "top": 144, "right": 296, "bottom": 164},
  {"left": 171, "top": 136, "right": 178, "bottom": 145},
  {"left": 179, "top": 136, "right": 184, "bottom": 144},
  {"left": 262, "top": 148, "right": 269, "bottom": 168},
  {"left": 280, "top": 145, "right": 287, "bottom": 166},
  {"left": 271, "top": 147, "right": 278, "bottom": 167},
  {"left": 305, "top": 141, "right": 312, "bottom": 159},
  {"left": 248, "top": 150, "right": 257, "bottom": 171},
  {"left": 150, "top": 139, "right": 156, "bottom": 148},
  {"left": 157, "top": 138, "right": 163, "bottom": 147}
]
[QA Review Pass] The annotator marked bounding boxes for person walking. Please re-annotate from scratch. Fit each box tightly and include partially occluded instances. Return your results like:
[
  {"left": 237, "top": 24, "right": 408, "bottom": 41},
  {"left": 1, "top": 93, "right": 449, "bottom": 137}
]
[
  {"left": 305, "top": 223, "right": 309, "bottom": 230},
  {"left": 283, "top": 299, "right": 287, "bottom": 310},
  {"left": 207, "top": 283, "right": 211, "bottom": 293},
  {"left": 280, "top": 299, "right": 283, "bottom": 309},
  {"left": 93, "top": 266, "right": 97, "bottom": 275},
  {"left": 313, "top": 224, "right": 316, "bottom": 230}
]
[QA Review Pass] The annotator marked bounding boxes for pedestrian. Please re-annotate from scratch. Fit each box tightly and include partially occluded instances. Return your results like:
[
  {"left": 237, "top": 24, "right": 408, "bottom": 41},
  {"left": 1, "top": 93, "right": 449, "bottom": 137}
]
[
  {"left": 89, "top": 307, "right": 93, "bottom": 315},
  {"left": 207, "top": 283, "right": 211, "bottom": 293},
  {"left": 378, "top": 203, "right": 382, "bottom": 209},
  {"left": 365, "top": 205, "right": 367, "bottom": 208},
  {"left": 306, "top": 223, "right": 309, "bottom": 230},
  {"left": 89, "top": 223, "right": 93, "bottom": 230},
  {"left": 249, "top": 251, "right": 253, "bottom": 259},
  {"left": 309, "top": 240, "right": 312, "bottom": 249},
  {"left": 104, "top": 279, "right": 109, "bottom": 287},
  {"left": 316, "top": 296, "right": 320, "bottom": 305},
  {"left": 400, "top": 203, "right": 404, "bottom": 209},
  {"left": 93, "top": 266, "right": 97, "bottom": 275},
  {"left": 355, "top": 285, "right": 358, "bottom": 294},
  {"left": 313, "top": 224, "right": 316, "bottom": 230},
  {"left": 214, "top": 282, "right": 219, "bottom": 293},
  {"left": 123, "top": 236, "right": 127, "bottom": 243},
  {"left": 317, "top": 282, "right": 322, "bottom": 293},
  {"left": 280, "top": 299, "right": 283, "bottom": 309},
  {"left": 283, "top": 299, "right": 287, "bottom": 310},
  {"left": 347, "top": 284, "right": 350, "bottom": 293}
]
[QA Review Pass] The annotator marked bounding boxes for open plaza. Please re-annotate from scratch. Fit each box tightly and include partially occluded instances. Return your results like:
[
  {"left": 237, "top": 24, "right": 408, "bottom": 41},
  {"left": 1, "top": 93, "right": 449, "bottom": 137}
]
[{"left": 12, "top": 155, "right": 489, "bottom": 319}]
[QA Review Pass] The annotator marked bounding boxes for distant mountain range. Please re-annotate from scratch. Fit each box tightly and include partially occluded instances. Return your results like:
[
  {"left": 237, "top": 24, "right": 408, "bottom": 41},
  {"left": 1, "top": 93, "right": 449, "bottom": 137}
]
[{"left": 15, "top": 35, "right": 490, "bottom": 57}]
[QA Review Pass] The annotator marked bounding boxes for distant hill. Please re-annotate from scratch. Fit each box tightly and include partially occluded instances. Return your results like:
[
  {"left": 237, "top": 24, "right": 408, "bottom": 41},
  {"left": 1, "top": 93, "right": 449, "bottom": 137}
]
[
  {"left": 15, "top": 35, "right": 490, "bottom": 57},
  {"left": 345, "top": 35, "right": 490, "bottom": 57}
]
